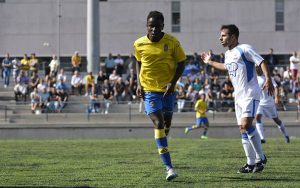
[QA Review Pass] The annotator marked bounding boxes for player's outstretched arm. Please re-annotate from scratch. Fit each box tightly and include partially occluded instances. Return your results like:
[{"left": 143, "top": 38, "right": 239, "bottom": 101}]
[
  {"left": 201, "top": 52, "right": 226, "bottom": 71},
  {"left": 260, "top": 60, "right": 274, "bottom": 96}
]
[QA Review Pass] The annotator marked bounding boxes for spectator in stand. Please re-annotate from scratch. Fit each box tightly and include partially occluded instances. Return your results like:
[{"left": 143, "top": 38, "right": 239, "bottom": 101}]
[
  {"left": 265, "top": 48, "right": 277, "bottom": 76},
  {"left": 219, "top": 53, "right": 225, "bottom": 63},
  {"left": 104, "top": 53, "right": 115, "bottom": 75},
  {"left": 289, "top": 51, "right": 299, "bottom": 83},
  {"left": 71, "top": 70, "right": 83, "bottom": 95},
  {"left": 209, "top": 67, "right": 220, "bottom": 82},
  {"left": 126, "top": 54, "right": 137, "bottom": 74},
  {"left": 49, "top": 55, "right": 60, "bottom": 76},
  {"left": 176, "top": 85, "right": 186, "bottom": 112},
  {"left": 29, "top": 53, "right": 39, "bottom": 76},
  {"left": 187, "top": 69, "right": 199, "bottom": 83},
  {"left": 39, "top": 87, "right": 50, "bottom": 112},
  {"left": 20, "top": 54, "right": 30, "bottom": 74},
  {"left": 185, "top": 85, "right": 197, "bottom": 110},
  {"left": 206, "top": 50, "right": 217, "bottom": 74},
  {"left": 96, "top": 70, "right": 108, "bottom": 95},
  {"left": 2, "top": 53, "right": 12, "bottom": 88},
  {"left": 87, "top": 94, "right": 100, "bottom": 113},
  {"left": 272, "top": 69, "right": 282, "bottom": 87},
  {"left": 192, "top": 77, "right": 203, "bottom": 92},
  {"left": 85, "top": 72, "right": 95, "bottom": 96},
  {"left": 114, "top": 77, "right": 127, "bottom": 103},
  {"left": 14, "top": 70, "right": 29, "bottom": 102},
  {"left": 37, "top": 79, "right": 47, "bottom": 93},
  {"left": 221, "top": 75, "right": 234, "bottom": 92},
  {"left": 56, "top": 77, "right": 68, "bottom": 93},
  {"left": 56, "top": 89, "right": 69, "bottom": 112},
  {"left": 71, "top": 51, "right": 81, "bottom": 73},
  {"left": 210, "top": 77, "right": 221, "bottom": 99},
  {"left": 126, "top": 68, "right": 138, "bottom": 100},
  {"left": 102, "top": 79, "right": 114, "bottom": 114},
  {"left": 12, "top": 58, "right": 21, "bottom": 84},
  {"left": 109, "top": 69, "right": 119, "bottom": 87},
  {"left": 114, "top": 54, "right": 124, "bottom": 77},
  {"left": 28, "top": 71, "right": 40, "bottom": 92},
  {"left": 30, "top": 87, "right": 40, "bottom": 113},
  {"left": 47, "top": 87, "right": 59, "bottom": 113},
  {"left": 57, "top": 68, "right": 67, "bottom": 83},
  {"left": 220, "top": 82, "right": 234, "bottom": 111},
  {"left": 183, "top": 60, "right": 199, "bottom": 77},
  {"left": 192, "top": 52, "right": 200, "bottom": 67},
  {"left": 199, "top": 69, "right": 209, "bottom": 85}
]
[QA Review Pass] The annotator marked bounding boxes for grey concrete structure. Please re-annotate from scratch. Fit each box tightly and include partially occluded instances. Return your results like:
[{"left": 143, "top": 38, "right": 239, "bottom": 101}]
[{"left": 0, "top": 0, "right": 300, "bottom": 60}]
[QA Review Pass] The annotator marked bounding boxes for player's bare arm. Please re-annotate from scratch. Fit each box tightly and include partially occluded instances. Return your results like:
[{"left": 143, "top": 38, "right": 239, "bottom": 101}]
[
  {"left": 201, "top": 52, "right": 226, "bottom": 71},
  {"left": 260, "top": 60, "right": 274, "bottom": 96},
  {"left": 163, "top": 60, "right": 185, "bottom": 97},
  {"left": 136, "top": 61, "right": 144, "bottom": 98}
]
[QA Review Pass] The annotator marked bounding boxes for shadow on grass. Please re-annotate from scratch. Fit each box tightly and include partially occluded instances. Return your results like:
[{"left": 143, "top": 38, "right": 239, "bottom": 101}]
[{"left": 221, "top": 176, "right": 300, "bottom": 182}]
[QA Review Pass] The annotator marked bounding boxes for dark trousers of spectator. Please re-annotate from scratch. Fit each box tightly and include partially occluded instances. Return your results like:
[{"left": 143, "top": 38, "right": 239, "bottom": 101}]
[{"left": 71, "top": 85, "right": 83, "bottom": 95}]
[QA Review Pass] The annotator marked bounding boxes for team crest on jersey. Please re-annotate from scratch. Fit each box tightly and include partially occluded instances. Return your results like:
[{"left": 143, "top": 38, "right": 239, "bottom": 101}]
[
  {"left": 150, "top": 101, "right": 155, "bottom": 107},
  {"left": 225, "top": 62, "right": 238, "bottom": 77},
  {"left": 164, "top": 44, "right": 168, "bottom": 52}
]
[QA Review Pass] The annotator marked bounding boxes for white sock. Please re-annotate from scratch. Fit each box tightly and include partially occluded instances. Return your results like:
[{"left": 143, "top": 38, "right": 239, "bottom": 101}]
[
  {"left": 277, "top": 122, "right": 288, "bottom": 137},
  {"left": 242, "top": 137, "right": 255, "bottom": 165},
  {"left": 255, "top": 122, "right": 265, "bottom": 140},
  {"left": 247, "top": 128, "right": 265, "bottom": 161}
]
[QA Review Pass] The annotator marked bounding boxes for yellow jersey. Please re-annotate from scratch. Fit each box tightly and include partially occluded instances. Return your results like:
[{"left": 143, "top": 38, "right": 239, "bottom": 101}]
[
  {"left": 195, "top": 99, "right": 207, "bottom": 118},
  {"left": 20, "top": 58, "right": 30, "bottom": 70},
  {"left": 133, "top": 33, "right": 186, "bottom": 92},
  {"left": 72, "top": 55, "right": 81, "bottom": 66},
  {"left": 86, "top": 75, "right": 95, "bottom": 85}
]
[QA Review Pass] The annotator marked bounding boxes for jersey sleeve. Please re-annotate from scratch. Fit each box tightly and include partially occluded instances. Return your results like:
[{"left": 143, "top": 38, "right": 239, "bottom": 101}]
[
  {"left": 173, "top": 40, "right": 186, "bottom": 63},
  {"left": 133, "top": 42, "right": 141, "bottom": 62},
  {"left": 244, "top": 45, "right": 264, "bottom": 66}
]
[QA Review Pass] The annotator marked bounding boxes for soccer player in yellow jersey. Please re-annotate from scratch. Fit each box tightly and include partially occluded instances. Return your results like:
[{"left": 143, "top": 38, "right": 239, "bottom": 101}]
[
  {"left": 185, "top": 93, "right": 209, "bottom": 139},
  {"left": 134, "top": 11, "right": 186, "bottom": 181}
]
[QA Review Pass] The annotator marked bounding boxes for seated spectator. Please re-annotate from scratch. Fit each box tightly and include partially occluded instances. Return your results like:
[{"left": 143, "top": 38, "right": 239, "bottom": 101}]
[
  {"left": 57, "top": 68, "right": 67, "bottom": 83},
  {"left": 210, "top": 78, "right": 221, "bottom": 99},
  {"left": 37, "top": 79, "right": 47, "bottom": 93},
  {"left": 14, "top": 70, "right": 29, "bottom": 102},
  {"left": 96, "top": 70, "right": 108, "bottom": 95},
  {"left": 102, "top": 86, "right": 113, "bottom": 114},
  {"left": 220, "top": 83, "right": 234, "bottom": 111},
  {"left": 192, "top": 77, "right": 203, "bottom": 92},
  {"left": 71, "top": 70, "right": 83, "bottom": 95},
  {"left": 87, "top": 94, "right": 100, "bottom": 113},
  {"left": 29, "top": 53, "right": 39, "bottom": 76},
  {"left": 114, "top": 54, "right": 124, "bottom": 77},
  {"left": 56, "top": 89, "right": 69, "bottom": 112},
  {"left": 28, "top": 71, "right": 40, "bottom": 92},
  {"left": 221, "top": 75, "right": 233, "bottom": 92},
  {"left": 30, "top": 87, "right": 40, "bottom": 113},
  {"left": 199, "top": 69, "right": 208, "bottom": 85},
  {"left": 185, "top": 86, "right": 197, "bottom": 111},
  {"left": 39, "top": 87, "right": 50, "bottom": 112},
  {"left": 109, "top": 69, "right": 119, "bottom": 87},
  {"left": 114, "top": 77, "right": 128, "bottom": 103},
  {"left": 85, "top": 72, "right": 95, "bottom": 96},
  {"left": 49, "top": 55, "right": 60, "bottom": 76},
  {"left": 126, "top": 68, "right": 137, "bottom": 101},
  {"left": 56, "top": 78, "right": 68, "bottom": 93},
  {"left": 176, "top": 86, "right": 186, "bottom": 112},
  {"left": 47, "top": 88, "right": 59, "bottom": 113}
]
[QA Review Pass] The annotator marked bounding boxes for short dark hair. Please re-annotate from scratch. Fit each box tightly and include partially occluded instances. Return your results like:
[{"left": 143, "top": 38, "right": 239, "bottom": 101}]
[
  {"left": 147, "top": 11, "right": 164, "bottom": 23},
  {"left": 221, "top": 24, "right": 239, "bottom": 39}
]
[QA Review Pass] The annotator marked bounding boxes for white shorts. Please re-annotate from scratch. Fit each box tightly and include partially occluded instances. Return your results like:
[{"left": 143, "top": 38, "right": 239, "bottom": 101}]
[
  {"left": 257, "top": 105, "right": 278, "bottom": 118},
  {"left": 235, "top": 99, "right": 259, "bottom": 125}
]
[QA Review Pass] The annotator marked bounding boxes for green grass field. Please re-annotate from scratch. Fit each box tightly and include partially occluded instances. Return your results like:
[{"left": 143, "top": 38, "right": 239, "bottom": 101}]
[{"left": 0, "top": 138, "right": 299, "bottom": 188}]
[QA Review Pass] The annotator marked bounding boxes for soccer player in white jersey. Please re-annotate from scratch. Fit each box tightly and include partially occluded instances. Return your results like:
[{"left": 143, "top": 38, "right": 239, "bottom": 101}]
[
  {"left": 255, "top": 66, "right": 290, "bottom": 144},
  {"left": 201, "top": 24, "right": 274, "bottom": 173}
]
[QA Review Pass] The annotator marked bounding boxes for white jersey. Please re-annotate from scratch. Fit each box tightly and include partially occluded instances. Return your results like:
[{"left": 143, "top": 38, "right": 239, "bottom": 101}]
[
  {"left": 257, "top": 75, "right": 277, "bottom": 106},
  {"left": 224, "top": 44, "right": 263, "bottom": 104}
]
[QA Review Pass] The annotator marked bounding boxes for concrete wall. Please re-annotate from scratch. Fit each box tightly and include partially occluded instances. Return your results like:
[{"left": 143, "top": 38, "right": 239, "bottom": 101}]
[{"left": 0, "top": 0, "right": 300, "bottom": 57}]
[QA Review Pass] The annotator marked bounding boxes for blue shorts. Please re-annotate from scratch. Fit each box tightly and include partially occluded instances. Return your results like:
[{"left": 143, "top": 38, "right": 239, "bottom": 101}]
[
  {"left": 144, "top": 92, "right": 176, "bottom": 115},
  {"left": 196, "top": 117, "right": 209, "bottom": 126}
]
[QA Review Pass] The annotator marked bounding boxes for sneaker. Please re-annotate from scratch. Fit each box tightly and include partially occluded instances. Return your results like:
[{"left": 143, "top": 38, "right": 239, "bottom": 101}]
[
  {"left": 184, "top": 128, "right": 190, "bottom": 134},
  {"left": 4, "top": 85, "right": 7, "bottom": 88},
  {"left": 201, "top": 135, "right": 208, "bottom": 139},
  {"left": 253, "top": 155, "right": 267, "bottom": 173},
  {"left": 166, "top": 168, "right": 177, "bottom": 181},
  {"left": 237, "top": 164, "right": 255, "bottom": 173},
  {"left": 84, "top": 93, "right": 88, "bottom": 96},
  {"left": 285, "top": 136, "right": 290, "bottom": 143},
  {"left": 261, "top": 139, "right": 266, "bottom": 144}
]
